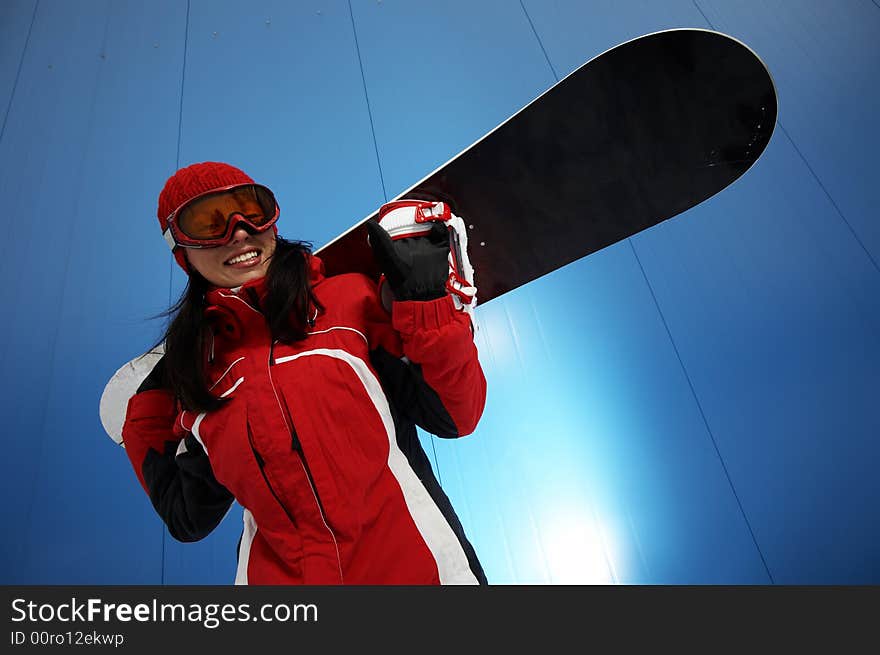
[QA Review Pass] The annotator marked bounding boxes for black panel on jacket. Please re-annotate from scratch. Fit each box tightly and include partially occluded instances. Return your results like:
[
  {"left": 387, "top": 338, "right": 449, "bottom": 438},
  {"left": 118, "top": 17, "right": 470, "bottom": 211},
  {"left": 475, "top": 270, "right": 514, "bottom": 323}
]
[{"left": 142, "top": 434, "right": 234, "bottom": 543}]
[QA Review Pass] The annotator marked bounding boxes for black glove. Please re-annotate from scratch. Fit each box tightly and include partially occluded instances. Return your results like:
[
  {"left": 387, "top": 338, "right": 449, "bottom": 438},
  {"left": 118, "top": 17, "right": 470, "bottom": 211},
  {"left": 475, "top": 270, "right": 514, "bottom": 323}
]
[{"left": 366, "top": 220, "right": 450, "bottom": 301}]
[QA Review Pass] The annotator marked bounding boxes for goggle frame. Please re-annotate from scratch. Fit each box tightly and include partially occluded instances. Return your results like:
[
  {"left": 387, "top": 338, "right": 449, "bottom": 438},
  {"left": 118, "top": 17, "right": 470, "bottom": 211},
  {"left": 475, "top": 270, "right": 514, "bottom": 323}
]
[{"left": 162, "top": 183, "right": 280, "bottom": 250}]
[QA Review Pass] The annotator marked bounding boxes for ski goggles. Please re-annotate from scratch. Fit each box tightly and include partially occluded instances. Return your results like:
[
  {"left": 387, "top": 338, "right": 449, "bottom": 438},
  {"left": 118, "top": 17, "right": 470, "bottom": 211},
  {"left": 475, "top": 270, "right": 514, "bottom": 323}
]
[{"left": 162, "top": 183, "right": 280, "bottom": 249}]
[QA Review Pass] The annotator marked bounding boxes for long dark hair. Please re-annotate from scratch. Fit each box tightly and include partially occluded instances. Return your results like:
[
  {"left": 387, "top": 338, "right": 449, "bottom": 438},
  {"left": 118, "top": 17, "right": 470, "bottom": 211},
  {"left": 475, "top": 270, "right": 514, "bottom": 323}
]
[{"left": 156, "top": 237, "right": 322, "bottom": 412}]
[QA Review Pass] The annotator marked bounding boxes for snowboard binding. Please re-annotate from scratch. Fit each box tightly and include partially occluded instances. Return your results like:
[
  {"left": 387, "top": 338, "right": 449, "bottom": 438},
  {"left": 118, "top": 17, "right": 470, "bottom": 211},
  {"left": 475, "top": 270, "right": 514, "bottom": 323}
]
[{"left": 376, "top": 198, "right": 477, "bottom": 313}]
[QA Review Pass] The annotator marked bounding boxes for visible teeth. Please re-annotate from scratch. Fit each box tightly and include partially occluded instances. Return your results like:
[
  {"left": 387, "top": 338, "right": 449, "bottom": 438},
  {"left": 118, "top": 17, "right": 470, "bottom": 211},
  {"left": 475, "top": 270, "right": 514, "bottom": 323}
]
[{"left": 227, "top": 251, "right": 258, "bottom": 265}]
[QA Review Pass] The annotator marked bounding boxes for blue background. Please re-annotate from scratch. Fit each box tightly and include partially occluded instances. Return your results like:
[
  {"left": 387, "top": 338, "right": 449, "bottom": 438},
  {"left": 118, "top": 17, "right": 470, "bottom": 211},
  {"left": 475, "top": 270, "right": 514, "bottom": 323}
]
[{"left": 0, "top": 0, "right": 877, "bottom": 584}]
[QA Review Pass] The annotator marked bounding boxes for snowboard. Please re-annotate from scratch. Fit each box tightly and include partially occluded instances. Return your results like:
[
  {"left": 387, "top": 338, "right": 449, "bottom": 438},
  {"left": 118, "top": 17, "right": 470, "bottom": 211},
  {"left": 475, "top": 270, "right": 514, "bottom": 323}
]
[
  {"left": 317, "top": 28, "right": 777, "bottom": 303},
  {"left": 100, "top": 28, "right": 776, "bottom": 444}
]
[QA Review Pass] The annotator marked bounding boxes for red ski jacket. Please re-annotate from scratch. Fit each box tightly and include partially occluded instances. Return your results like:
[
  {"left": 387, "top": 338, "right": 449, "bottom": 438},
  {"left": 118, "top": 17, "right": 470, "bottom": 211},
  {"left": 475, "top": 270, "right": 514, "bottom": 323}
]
[{"left": 122, "top": 255, "right": 487, "bottom": 584}]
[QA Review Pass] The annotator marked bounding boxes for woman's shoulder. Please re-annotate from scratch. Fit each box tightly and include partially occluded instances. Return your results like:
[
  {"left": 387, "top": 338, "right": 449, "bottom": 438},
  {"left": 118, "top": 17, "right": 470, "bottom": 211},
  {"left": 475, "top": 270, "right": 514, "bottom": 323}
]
[
  {"left": 316, "top": 272, "right": 386, "bottom": 317},
  {"left": 321, "top": 271, "right": 378, "bottom": 295}
]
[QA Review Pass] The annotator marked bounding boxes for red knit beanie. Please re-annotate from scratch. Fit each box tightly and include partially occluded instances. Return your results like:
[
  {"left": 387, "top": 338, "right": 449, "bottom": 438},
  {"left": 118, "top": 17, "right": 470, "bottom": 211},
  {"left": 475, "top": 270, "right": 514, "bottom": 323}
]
[{"left": 157, "top": 161, "right": 271, "bottom": 272}]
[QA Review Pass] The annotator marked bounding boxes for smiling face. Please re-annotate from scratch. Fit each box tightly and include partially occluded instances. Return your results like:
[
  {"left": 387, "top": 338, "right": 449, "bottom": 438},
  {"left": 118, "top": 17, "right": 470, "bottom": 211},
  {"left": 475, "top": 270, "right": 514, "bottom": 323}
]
[{"left": 184, "top": 226, "right": 276, "bottom": 288}]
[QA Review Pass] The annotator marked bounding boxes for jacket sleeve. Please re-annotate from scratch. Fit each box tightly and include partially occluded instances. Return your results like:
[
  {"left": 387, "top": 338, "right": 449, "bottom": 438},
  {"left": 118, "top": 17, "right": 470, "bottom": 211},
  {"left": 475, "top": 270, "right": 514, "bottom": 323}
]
[
  {"left": 370, "top": 347, "right": 457, "bottom": 438},
  {"left": 383, "top": 295, "right": 487, "bottom": 437},
  {"left": 122, "top": 378, "right": 234, "bottom": 543}
]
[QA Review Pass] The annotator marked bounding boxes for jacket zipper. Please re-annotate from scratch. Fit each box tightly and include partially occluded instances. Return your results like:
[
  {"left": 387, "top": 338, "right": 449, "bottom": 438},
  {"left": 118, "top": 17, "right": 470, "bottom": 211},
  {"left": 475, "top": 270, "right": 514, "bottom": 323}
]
[{"left": 268, "top": 341, "right": 344, "bottom": 582}]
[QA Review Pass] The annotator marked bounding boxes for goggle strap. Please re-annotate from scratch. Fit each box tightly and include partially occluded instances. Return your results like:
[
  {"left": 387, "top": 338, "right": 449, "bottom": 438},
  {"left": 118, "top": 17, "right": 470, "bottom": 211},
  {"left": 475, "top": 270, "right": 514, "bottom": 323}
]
[{"left": 163, "top": 227, "right": 178, "bottom": 252}]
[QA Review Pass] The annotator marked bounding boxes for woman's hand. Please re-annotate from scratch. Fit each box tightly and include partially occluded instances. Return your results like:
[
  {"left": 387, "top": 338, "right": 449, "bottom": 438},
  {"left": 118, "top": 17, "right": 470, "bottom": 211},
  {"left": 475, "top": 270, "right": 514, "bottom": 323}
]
[{"left": 366, "top": 220, "right": 450, "bottom": 302}]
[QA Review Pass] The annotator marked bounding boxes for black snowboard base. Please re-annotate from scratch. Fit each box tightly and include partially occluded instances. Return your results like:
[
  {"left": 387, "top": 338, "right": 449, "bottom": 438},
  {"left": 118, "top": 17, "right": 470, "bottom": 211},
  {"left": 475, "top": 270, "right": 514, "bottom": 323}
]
[{"left": 316, "top": 28, "right": 777, "bottom": 304}]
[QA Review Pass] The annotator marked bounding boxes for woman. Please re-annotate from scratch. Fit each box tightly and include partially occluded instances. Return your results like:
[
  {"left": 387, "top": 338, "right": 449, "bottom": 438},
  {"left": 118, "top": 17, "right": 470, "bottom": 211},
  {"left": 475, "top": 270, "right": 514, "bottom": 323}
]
[{"left": 122, "top": 161, "right": 487, "bottom": 584}]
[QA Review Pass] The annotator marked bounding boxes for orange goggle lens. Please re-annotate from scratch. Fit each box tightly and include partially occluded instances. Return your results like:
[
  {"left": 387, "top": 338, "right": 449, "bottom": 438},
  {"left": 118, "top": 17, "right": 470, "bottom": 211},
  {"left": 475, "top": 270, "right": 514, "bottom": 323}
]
[{"left": 176, "top": 185, "right": 278, "bottom": 240}]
